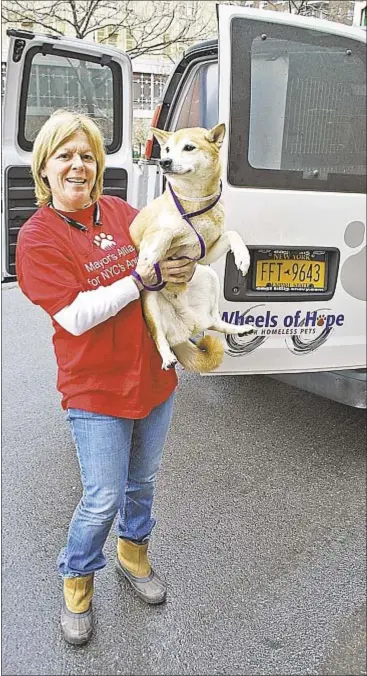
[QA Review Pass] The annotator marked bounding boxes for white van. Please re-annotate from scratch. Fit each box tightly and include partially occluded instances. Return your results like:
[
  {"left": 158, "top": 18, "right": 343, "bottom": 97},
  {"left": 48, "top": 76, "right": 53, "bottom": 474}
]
[{"left": 2, "top": 6, "right": 366, "bottom": 407}]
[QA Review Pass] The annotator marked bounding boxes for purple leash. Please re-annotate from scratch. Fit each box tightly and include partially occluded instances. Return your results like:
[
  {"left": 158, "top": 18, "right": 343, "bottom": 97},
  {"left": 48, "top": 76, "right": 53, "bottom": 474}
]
[
  {"left": 132, "top": 181, "right": 222, "bottom": 291},
  {"left": 132, "top": 262, "right": 165, "bottom": 291}
]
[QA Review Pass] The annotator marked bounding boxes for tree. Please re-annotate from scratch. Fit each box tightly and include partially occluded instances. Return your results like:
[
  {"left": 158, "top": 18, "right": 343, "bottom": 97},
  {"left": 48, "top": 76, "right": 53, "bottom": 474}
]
[
  {"left": 267, "top": 0, "right": 354, "bottom": 21},
  {"left": 222, "top": 0, "right": 355, "bottom": 25},
  {"left": 133, "top": 118, "right": 151, "bottom": 157},
  {"left": 1, "top": 0, "right": 215, "bottom": 59}
]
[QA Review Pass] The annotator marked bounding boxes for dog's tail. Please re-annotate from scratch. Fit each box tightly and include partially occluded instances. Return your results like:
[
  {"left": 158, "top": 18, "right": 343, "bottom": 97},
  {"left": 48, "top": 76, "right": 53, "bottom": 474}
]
[{"left": 172, "top": 335, "right": 224, "bottom": 373}]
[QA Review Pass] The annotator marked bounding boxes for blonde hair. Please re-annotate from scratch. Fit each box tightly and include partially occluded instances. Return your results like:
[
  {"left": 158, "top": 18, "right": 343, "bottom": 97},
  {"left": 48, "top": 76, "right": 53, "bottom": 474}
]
[{"left": 32, "top": 109, "right": 106, "bottom": 207}]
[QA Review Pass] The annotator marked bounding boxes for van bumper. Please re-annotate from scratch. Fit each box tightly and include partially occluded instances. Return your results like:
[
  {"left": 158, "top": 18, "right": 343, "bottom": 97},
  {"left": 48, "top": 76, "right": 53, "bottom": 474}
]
[{"left": 269, "top": 369, "right": 367, "bottom": 408}]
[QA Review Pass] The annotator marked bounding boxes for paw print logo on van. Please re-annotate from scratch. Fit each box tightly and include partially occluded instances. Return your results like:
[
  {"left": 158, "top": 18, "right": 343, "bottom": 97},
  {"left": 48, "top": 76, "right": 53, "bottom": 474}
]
[
  {"left": 93, "top": 233, "right": 116, "bottom": 250},
  {"left": 317, "top": 314, "right": 326, "bottom": 326},
  {"left": 340, "top": 221, "right": 366, "bottom": 301}
]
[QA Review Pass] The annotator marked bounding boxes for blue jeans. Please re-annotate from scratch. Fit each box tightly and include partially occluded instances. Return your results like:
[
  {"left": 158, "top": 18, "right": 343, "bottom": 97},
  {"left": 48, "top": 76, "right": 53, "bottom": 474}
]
[{"left": 57, "top": 394, "right": 175, "bottom": 578}]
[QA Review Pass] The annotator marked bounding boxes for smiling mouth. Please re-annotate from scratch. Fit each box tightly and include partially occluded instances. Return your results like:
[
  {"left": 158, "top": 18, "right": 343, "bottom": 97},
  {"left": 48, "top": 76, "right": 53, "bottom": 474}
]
[{"left": 66, "top": 178, "right": 87, "bottom": 185}]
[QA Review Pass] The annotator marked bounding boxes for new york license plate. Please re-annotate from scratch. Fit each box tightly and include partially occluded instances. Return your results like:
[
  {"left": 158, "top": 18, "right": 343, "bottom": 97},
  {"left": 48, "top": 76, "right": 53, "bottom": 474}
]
[{"left": 254, "top": 250, "right": 327, "bottom": 292}]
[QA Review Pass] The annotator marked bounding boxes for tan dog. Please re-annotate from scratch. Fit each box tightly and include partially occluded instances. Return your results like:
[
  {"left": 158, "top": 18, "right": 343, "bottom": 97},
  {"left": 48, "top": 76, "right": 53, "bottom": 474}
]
[{"left": 130, "top": 124, "right": 252, "bottom": 372}]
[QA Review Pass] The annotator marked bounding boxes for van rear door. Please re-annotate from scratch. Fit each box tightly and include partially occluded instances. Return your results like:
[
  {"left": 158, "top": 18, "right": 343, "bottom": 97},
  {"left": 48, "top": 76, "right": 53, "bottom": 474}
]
[
  {"left": 214, "top": 6, "right": 366, "bottom": 375},
  {"left": 2, "top": 30, "right": 134, "bottom": 279}
]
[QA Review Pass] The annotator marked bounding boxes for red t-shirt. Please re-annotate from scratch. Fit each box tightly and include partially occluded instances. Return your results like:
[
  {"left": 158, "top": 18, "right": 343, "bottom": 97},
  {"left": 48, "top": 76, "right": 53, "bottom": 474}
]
[{"left": 16, "top": 195, "right": 177, "bottom": 418}]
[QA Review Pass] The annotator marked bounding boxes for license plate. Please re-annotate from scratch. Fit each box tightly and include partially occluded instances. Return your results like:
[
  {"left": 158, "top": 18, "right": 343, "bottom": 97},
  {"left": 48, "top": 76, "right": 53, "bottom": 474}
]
[{"left": 254, "top": 250, "right": 327, "bottom": 292}]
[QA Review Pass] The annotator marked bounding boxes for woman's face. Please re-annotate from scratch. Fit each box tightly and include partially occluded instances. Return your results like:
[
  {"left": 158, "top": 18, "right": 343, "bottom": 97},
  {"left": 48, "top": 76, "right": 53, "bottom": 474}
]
[{"left": 41, "top": 130, "right": 97, "bottom": 211}]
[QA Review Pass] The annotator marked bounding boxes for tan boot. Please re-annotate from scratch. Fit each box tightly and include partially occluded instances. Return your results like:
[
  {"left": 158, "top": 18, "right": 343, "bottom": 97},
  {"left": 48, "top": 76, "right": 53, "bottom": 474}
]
[
  {"left": 61, "top": 574, "right": 94, "bottom": 645},
  {"left": 116, "top": 538, "right": 167, "bottom": 604}
]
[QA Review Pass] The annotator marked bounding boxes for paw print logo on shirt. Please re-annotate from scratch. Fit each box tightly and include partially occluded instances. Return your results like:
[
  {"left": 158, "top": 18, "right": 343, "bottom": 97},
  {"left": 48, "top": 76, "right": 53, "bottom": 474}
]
[{"left": 94, "top": 233, "right": 116, "bottom": 250}]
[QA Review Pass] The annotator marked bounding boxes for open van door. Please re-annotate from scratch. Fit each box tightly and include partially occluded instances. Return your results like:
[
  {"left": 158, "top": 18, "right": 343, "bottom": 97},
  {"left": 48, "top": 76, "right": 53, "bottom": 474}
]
[
  {"left": 2, "top": 30, "right": 135, "bottom": 280},
  {"left": 213, "top": 5, "right": 366, "bottom": 375}
]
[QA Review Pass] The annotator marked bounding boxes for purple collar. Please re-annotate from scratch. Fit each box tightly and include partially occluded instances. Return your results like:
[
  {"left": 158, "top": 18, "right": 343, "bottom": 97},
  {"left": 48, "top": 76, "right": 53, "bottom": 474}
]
[
  {"left": 132, "top": 181, "right": 222, "bottom": 292},
  {"left": 167, "top": 180, "right": 222, "bottom": 262}
]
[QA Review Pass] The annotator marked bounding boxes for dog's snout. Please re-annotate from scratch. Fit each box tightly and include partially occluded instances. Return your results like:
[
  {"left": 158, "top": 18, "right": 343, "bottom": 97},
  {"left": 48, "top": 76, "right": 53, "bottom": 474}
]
[{"left": 159, "top": 158, "right": 173, "bottom": 170}]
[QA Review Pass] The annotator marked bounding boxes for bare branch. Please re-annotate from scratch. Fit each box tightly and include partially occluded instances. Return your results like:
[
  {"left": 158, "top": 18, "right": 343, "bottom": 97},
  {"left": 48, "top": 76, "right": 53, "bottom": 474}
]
[
  {"left": 6, "top": 0, "right": 320, "bottom": 60},
  {"left": 2, "top": 0, "right": 217, "bottom": 52}
]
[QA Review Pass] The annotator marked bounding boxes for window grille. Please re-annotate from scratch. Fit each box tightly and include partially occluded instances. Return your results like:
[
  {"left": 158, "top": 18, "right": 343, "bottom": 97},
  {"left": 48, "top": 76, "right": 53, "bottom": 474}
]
[{"left": 133, "top": 72, "right": 168, "bottom": 110}]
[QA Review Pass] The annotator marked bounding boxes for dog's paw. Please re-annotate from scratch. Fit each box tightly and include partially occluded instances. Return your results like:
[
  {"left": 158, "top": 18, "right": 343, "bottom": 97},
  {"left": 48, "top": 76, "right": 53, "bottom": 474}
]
[
  {"left": 161, "top": 349, "right": 178, "bottom": 370},
  {"left": 228, "top": 325, "right": 254, "bottom": 336},
  {"left": 162, "top": 357, "right": 178, "bottom": 370},
  {"left": 233, "top": 248, "right": 250, "bottom": 276}
]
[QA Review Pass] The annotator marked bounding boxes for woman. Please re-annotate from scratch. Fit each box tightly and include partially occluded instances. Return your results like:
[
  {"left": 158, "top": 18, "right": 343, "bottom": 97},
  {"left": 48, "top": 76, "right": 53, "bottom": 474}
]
[{"left": 16, "top": 109, "right": 195, "bottom": 646}]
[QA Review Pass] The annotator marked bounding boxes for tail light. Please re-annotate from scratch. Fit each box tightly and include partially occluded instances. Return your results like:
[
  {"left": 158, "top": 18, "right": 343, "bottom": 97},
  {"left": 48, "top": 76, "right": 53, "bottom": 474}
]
[{"left": 144, "top": 104, "right": 162, "bottom": 159}]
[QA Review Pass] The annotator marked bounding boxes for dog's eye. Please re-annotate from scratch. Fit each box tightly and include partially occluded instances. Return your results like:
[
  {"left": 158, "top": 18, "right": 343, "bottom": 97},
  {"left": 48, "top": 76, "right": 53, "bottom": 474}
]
[
  {"left": 183, "top": 144, "right": 195, "bottom": 152},
  {"left": 165, "top": 147, "right": 170, "bottom": 153}
]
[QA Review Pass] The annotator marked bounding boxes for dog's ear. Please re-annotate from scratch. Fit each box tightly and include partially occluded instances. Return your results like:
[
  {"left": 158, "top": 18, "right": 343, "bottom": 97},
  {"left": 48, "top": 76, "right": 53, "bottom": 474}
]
[
  {"left": 205, "top": 123, "right": 226, "bottom": 146},
  {"left": 151, "top": 128, "right": 172, "bottom": 146}
]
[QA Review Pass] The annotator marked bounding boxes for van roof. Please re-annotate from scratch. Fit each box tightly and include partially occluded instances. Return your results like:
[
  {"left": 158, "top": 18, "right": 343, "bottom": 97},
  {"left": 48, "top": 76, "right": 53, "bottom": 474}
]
[{"left": 184, "top": 38, "right": 218, "bottom": 56}]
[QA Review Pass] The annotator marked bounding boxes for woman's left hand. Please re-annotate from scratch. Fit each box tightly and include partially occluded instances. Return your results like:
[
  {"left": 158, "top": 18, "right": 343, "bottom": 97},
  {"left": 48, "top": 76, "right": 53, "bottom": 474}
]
[{"left": 160, "top": 259, "right": 196, "bottom": 284}]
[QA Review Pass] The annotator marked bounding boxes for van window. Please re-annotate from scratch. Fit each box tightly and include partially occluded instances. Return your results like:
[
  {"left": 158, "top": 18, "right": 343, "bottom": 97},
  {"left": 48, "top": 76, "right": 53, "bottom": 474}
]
[
  {"left": 19, "top": 48, "right": 122, "bottom": 151},
  {"left": 230, "top": 19, "right": 366, "bottom": 193},
  {"left": 172, "top": 62, "right": 218, "bottom": 130}
]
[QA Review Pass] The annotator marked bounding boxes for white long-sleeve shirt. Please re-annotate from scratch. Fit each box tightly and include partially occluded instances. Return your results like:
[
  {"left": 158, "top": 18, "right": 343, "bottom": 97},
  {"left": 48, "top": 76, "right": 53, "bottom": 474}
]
[{"left": 53, "top": 275, "right": 140, "bottom": 335}]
